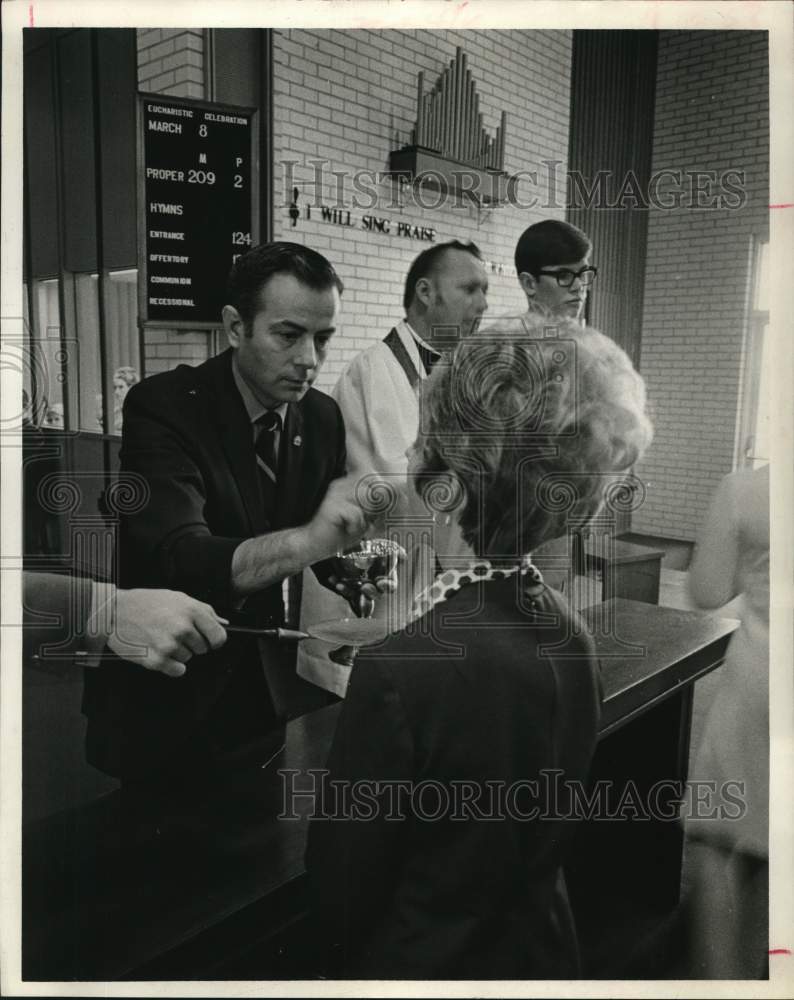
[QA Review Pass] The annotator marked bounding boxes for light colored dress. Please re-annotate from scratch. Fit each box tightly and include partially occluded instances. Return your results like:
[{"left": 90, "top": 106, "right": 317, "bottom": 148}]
[
  {"left": 684, "top": 464, "right": 770, "bottom": 979},
  {"left": 686, "top": 464, "right": 770, "bottom": 857}
]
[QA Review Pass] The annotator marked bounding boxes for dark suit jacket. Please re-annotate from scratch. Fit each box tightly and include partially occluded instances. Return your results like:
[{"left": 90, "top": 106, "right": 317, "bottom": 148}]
[
  {"left": 306, "top": 579, "right": 600, "bottom": 980},
  {"left": 83, "top": 349, "right": 346, "bottom": 781},
  {"left": 23, "top": 571, "right": 94, "bottom": 660}
]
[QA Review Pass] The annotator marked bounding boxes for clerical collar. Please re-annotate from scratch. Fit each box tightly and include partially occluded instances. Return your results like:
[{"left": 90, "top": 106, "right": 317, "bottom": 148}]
[
  {"left": 404, "top": 320, "right": 441, "bottom": 359},
  {"left": 231, "top": 356, "right": 288, "bottom": 428}
]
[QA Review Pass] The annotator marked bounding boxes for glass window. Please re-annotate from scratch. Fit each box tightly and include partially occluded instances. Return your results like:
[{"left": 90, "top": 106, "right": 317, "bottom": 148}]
[
  {"left": 31, "top": 278, "right": 65, "bottom": 429},
  {"left": 750, "top": 318, "right": 770, "bottom": 467},
  {"left": 754, "top": 240, "right": 769, "bottom": 311},
  {"left": 26, "top": 271, "right": 142, "bottom": 435},
  {"left": 739, "top": 238, "right": 770, "bottom": 469},
  {"left": 70, "top": 272, "right": 105, "bottom": 433},
  {"left": 105, "top": 268, "right": 141, "bottom": 435}
]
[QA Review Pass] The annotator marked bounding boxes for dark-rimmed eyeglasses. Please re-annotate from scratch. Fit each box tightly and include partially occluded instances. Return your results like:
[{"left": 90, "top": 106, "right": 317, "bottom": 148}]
[{"left": 535, "top": 266, "right": 598, "bottom": 288}]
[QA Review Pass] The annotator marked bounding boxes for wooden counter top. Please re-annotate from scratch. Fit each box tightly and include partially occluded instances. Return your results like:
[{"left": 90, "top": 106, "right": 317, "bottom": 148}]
[{"left": 22, "top": 600, "right": 737, "bottom": 981}]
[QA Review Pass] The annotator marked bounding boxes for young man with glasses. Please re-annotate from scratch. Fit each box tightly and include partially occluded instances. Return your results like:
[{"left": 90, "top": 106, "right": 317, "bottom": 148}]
[{"left": 513, "top": 219, "right": 596, "bottom": 322}]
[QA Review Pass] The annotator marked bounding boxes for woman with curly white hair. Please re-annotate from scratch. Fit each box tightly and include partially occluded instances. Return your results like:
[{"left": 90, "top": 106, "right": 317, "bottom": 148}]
[{"left": 307, "top": 318, "right": 653, "bottom": 980}]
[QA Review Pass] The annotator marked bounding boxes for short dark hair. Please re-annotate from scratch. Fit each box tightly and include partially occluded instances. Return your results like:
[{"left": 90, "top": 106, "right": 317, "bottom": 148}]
[
  {"left": 403, "top": 240, "right": 483, "bottom": 312},
  {"left": 226, "top": 242, "right": 344, "bottom": 328},
  {"left": 514, "top": 220, "right": 591, "bottom": 277}
]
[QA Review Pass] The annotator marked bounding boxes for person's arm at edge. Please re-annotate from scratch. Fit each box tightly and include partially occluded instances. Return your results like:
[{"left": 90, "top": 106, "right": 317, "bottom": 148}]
[
  {"left": 21, "top": 574, "right": 227, "bottom": 676},
  {"left": 688, "top": 472, "right": 741, "bottom": 609},
  {"left": 22, "top": 572, "right": 92, "bottom": 659}
]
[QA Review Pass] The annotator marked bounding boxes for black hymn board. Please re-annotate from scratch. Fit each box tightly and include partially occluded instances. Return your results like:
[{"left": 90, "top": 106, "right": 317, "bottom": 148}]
[{"left": 137, "top": 94, "right": 260, "bottom": 328}]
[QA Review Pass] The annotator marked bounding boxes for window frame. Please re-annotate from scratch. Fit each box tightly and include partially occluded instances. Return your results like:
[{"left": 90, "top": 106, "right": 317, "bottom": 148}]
[
  {"left": 23, "top": 29, "right": 140, "bottom": 439},
  {"left": 736, "top": 236, "right": 770, "bottom": 469}
]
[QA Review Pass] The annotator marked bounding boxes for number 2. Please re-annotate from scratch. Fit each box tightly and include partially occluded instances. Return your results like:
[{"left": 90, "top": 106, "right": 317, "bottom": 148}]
[{"left": 234, "top": 175, "right": 243, "bottom": 189}]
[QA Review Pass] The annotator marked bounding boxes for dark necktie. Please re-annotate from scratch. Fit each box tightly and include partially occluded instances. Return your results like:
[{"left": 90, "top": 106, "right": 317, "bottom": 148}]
[
  {"left": 414, "top": 341, "right": 442, "bottom": 376},
  {"left": 255, "top": 410, "right": 282, "bottom": 516}
]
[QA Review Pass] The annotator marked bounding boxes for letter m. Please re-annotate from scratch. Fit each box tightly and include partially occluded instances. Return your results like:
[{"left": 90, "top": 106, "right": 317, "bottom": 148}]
[
  {"left": 568, "top": 170, "right": 610, "bottom": 210},
  {"left": 199, "top": 153, "right": 207, "bottom": 164},
  {"left": 570, "top": 779, "right": 611, "bottom": 820}
]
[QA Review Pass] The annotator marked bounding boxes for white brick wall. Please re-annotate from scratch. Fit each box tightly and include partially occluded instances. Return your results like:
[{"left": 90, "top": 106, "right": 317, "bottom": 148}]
[
  {"left": 132, "top": 29, "right": 571, "bottom": 385},
  {"left": 633, "top": 31, "right": 768, "bottom": 541},
  {"left": 271, "top": 28, "right": 573, "bottom": 390},
  {"left": 130, "top": 30, "right": 769, "bottom": 547},
  {"left": 137, "top": 28, "right": 212, "bottom": 374},
  {"left": 137, "top": 28, "right": 205, "bottom": 99}
]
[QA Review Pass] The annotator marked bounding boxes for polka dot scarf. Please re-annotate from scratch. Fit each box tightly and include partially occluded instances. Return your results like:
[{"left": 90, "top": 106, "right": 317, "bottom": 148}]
[{"left": 409, "top": 555, "right": 546, "bottom": 624}]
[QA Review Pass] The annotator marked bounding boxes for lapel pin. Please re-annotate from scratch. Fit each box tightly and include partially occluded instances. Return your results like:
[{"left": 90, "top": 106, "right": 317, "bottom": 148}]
[{"left": 293, "top": 435, "right": 302, "bottom": 447}]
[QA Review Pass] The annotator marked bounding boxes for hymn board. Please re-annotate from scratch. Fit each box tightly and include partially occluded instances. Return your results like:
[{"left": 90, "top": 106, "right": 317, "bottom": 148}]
[{"left": 137, "top": 94, "right": 260, "bottom": 328}]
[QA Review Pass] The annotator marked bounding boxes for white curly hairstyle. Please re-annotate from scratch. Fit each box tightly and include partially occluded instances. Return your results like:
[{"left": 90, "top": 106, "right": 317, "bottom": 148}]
[{"left": 412, "top": 316, "right": 653, "bottom": 558}]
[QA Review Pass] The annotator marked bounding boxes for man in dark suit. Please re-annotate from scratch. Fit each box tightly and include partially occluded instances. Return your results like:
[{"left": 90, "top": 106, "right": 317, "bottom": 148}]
[{"left": 83, "top": 243, "right": 372, "bottom": 787}]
